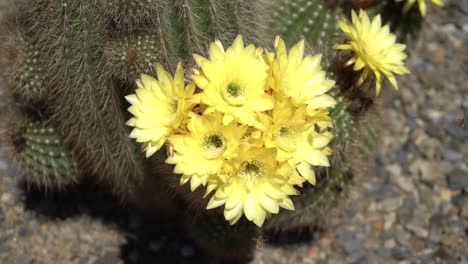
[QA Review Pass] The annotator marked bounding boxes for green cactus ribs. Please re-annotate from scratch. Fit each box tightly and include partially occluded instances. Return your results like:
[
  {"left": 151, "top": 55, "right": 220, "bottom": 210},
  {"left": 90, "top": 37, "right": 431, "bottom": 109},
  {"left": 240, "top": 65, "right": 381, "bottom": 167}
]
[
  {"left": 185, "top": 211, "right": 259, "bottom": 260},
  {"left": 273, "top": 0, "right": 341, "bottom": 46},
  {"left": 101, "top": 0, "right": 159, "bottom": 29},
  {"left": 14, "top": 43, "right": 46, "bottom": 103},
  {"left": 104, "top": 34, "right": 158, "bottom": 84},
  {"left": 265, "top": 161, "right": 352, "bottom": 233},
  {"left": 15, "top": 121, "right": 80, "bottom": 189}
]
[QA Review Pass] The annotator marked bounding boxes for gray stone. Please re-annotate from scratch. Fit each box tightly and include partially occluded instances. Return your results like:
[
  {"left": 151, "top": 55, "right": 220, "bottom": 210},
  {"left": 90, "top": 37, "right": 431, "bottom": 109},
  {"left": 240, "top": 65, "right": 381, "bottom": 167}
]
[
  {"left": 7, "top": 164, "right": 18, "bottom": 177},
  {"left": 463, "top": 100, "right": 468, "bottom": 110},
  {"left": 442, "top": 149, "right": 463, "bottom": 162},
  {"left": 446, "top": 169, "right": 468, "bottom": 190},
  {"left": 15, "top": 258, "right": 30, "bottom": 264},
  {"left": 373, "top": 247, "right": 391, "bottom": 258},
  {"left": 398, "top": 197, "right": 416, "bottom": 221},
  {"left": 380, "top": 198, "right": 403, "bottom": 212},
  {"left": 391, "top": 246, "right": 409, "bottom": 260},
  {"left": 427, "top": 232, "right": 441, "bottom": 244},
  {"left": 445, "top": 120, "right": 466, "bottom": 140},
  {"left": 451, "top": 193, "right": 468, "bottom": 207},
  {"left": 18, "top": 227, "right": 29, "bottom": 237},
  {"left": 395, "top": 226, "right": 411, "bottom": 246},
  {"left": 337, "top": 229, "right": 365, "bottom": 256},
  {"left": 429, "top": 213, "right": 445, "bottom": 226}
]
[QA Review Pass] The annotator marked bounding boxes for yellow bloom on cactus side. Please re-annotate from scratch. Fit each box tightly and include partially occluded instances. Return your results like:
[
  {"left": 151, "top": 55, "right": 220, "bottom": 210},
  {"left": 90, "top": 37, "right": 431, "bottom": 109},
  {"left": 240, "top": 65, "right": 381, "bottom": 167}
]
[
  {"left": 126, "top": 62, "right": 195, "bottom": 157},
  {"left": 206, "top": 146, "right": 304, "bottom": 227},
  {"left": 268, "top": 36, "right": 336, "bottom": 111},
  {"left": 336, "top": 10, "right": 410, "bottom": 95},
  {"left": 395, "top": 0, "right": 444, "bottom": 16},
  {"left": 192, "top": 35, "right": 274, "bottom": 127},
  {"left": 263, "top": 98, "right": 334, "bottom": 184},
  {"left": 166, "top": 112, "right": 246, "bottom": 191}
]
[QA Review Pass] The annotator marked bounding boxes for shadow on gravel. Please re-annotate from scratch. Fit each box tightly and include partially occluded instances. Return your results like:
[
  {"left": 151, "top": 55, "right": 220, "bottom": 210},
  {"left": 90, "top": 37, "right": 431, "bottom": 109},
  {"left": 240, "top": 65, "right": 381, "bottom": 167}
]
[{"left": 20, "top": 179, "right": 247, "bottom": 264}]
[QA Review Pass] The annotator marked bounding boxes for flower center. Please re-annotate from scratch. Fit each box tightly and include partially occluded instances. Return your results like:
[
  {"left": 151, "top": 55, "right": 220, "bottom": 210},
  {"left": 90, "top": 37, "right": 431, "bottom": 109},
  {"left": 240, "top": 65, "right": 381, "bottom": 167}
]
[
  {"left": 222, "top": 81, "right": 247, "bottom": 106},
  {"left": 201, "top": 133, "right": 226, "bottom": 159},
  {"left": 170, "top": 99, "right": 179, "bottom": 114},
  {"left": 277, "top": 124, "right": 298, "bottom": 151},
  {"left": 238, "top": 160, "right": 265, "bottom": 190}
]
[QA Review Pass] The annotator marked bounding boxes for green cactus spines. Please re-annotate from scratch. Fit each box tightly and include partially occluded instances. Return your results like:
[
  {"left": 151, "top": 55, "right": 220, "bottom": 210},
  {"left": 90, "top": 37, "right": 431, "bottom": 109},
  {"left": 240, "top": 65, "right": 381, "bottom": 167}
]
[
  {"left": 265, "top": 161, "right": 352, "bottom": 232},
  {"left": 103, "top": 34, "right": 159, "bottom": 84},
  {"left": 14, "top": 44, "right": 46, "bottom": 103},
  {"left": 273, "top": 0, "right": 341, "bottom": 47},
  {"left": 101, "top": 0, "right": 160, "bottom": 30},
  {"left": 17, "top": 0, "right": 146, "bottom": 192},
  {"left": 15, "top": 121, "right": 80, "bottom": 188},
  {"left": 185, "top": 212, "right": 259, "bottom": 259}
]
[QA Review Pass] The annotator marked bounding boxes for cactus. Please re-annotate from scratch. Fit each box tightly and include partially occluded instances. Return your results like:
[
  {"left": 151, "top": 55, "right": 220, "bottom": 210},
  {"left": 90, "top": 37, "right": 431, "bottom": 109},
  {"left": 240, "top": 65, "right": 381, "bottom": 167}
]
[
  {"left": 17, "top": 121, "right": 80, "bottom": 188},
  {"left": 272, "top": 0, "right": 341, "bottom": 47},
  {"left": 0, "top": 0, "right": 423, "bottom": 259},
  {"left": 13, "top": 44, "right": 47, "bottom": 103},
  {"left": 184, "top": 211, "right": 259, "bottom": 258}
]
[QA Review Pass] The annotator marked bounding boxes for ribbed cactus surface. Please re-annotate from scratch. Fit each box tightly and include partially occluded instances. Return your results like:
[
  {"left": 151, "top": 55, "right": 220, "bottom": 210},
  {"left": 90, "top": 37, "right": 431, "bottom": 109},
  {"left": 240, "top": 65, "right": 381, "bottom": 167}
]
[{"left": 0, "top": 0, "right": 401, "bottom": 259}]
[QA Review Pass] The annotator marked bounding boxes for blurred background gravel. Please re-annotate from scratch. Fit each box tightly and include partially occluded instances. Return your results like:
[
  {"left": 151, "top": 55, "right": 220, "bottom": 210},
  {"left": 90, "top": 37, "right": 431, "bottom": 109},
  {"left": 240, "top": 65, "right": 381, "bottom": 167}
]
[{"left": 1, "top": 1, "right": 467, "bottom": 263}]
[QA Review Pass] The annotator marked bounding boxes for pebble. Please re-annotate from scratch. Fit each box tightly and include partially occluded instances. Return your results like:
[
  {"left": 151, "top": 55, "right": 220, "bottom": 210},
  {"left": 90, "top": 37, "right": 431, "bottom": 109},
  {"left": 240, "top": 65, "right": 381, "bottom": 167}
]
[
  {"left": 384, "top": 239, "right": 396, "bottom": 249},
  {"left": 410, "top": 159, "right": 442, "bottom": 184},
  {"left": 15, "top": 258, "right": 29, "bottom": 264},
  {"left": 446, "top": 169, "right": 468, "bottom": 190},
  {"left": 442, "top": 149, "right": 463, "bottom": 162},
  {"left": 384, "top": 213, "right": 396, "bottom": 230},
  {"left": 380, "top": 198, "right": 403, "bottom": 212},
  {"left": 307, "top": 247, "right": 319, "bottom": 261},
  {"left": 445, "top": 121, "right": 465, "bottom": 140},
  {"left": 337, "top": 229, "right": 364, "bottom": 256},
  {"left": 395, "top": 226, "right": 410, "bottom": 246},
  {"left": 408, "top": 236, "right": 425, "bottom": 253},
  {"left": 0, "top": 207, "right": 4, "bottom": 223},
  {"left": 391, "top": 246, "right": 409, "bottom": 260},
  {"left": 391, "top": 174, "right": 415, "bottom": 193},
  {"left": 406, "top": 223, "right": 429, "bottom": 238}
]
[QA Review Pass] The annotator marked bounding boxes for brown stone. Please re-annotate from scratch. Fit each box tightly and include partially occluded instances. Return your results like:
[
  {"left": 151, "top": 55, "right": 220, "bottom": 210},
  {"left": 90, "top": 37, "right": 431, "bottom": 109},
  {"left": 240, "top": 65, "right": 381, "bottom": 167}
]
[
  {"left": 307, "top": 247, "right": 320, "bottom": 261},
  {"left": 409, "top": 236, "right": 425, "bottom": 253},
  {"left": 319, "top": 233, "right": 334, "bottom": 248},
  {"left": 425, "top": 43, "right": 445, "bottom": 67},
  {"left": 370, "top": 220, "right": 384, "bottom": 232}
]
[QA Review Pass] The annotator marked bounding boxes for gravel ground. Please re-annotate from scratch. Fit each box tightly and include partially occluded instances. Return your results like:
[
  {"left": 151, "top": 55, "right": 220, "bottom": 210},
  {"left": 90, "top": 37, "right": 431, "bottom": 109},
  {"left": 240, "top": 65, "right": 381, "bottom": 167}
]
[{"left": 1, "top": 1, "right": 467, "bottom": 264}]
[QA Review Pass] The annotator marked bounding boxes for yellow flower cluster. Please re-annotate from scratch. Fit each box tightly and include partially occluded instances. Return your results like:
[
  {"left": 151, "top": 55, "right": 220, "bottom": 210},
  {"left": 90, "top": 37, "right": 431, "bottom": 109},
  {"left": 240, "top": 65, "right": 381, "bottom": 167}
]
[{"left": 126, "top": 36, "right": 336, "bottom": 227}]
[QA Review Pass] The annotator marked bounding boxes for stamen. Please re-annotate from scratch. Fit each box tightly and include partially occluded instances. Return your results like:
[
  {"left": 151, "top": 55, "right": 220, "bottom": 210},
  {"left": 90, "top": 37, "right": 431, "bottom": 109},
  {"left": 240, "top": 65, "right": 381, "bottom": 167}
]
[
  {"left": 202, "top": 133, "right": 226, "bottom": 159},
  {"left": 222, "top": 81, "right": 247, "bottom": 106},
  {"left": 238, "top": 160, "right": 265, "bottom": 190}
]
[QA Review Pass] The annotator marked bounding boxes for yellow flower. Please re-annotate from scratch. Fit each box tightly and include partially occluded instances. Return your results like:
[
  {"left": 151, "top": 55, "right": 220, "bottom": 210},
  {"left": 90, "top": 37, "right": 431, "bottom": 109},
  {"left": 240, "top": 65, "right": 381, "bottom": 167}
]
[
  {"left": 263, "top": 97, "right": 334, "bottom": 184},
  {"left": 206, "top": 146, "right": 304, "bottom": 227},
  {"left": 268, "top": 36, "right": 336, "bottom": 111},
  {"left": 336, "top": 10, "right": 410, "bottom": 95},
  {"left": 395, "top": 0, "right": 444, "bottom": 16},
  {"left": 166, "top": 112, "right": 246, "bottom": 191},
  {"left": 126, "top": 62, "right": 195, "bottom": 157},
  {"left": 192, "top": 35, "right": 274, "bottom": 127}
]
